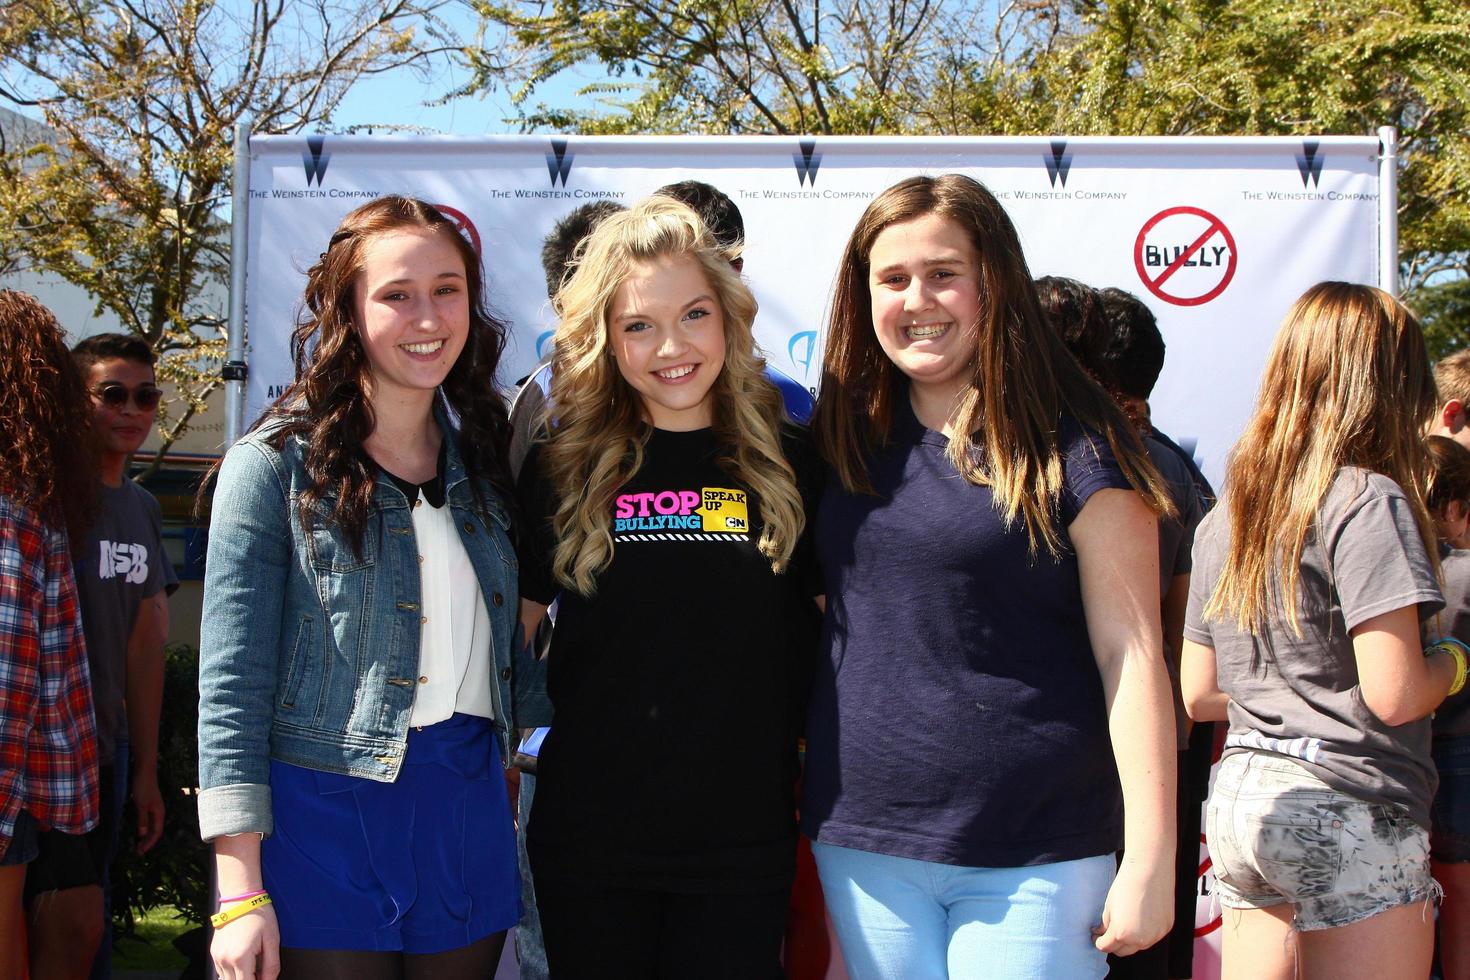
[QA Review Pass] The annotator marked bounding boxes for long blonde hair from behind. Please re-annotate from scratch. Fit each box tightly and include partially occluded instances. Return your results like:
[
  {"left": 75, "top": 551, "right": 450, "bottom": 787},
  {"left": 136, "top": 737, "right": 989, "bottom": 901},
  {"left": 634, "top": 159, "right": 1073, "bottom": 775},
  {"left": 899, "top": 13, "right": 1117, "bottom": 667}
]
[
  {"left": 544, "top": 196, "right": 805, "bottom": 595},
  {"left": 1206, "top": 282, "right": 1439, "bottom": 635},
  {"left": 812, "top": 174, "right": 1174, "bottom": 556}
]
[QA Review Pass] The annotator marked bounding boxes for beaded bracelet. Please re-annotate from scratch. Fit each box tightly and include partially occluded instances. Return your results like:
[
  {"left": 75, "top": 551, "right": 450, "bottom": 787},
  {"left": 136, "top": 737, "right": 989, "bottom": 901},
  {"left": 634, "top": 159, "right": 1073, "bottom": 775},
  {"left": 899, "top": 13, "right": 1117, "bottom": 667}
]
[{"left": 210, "top": 892, "right": 272, "bottom": 929}]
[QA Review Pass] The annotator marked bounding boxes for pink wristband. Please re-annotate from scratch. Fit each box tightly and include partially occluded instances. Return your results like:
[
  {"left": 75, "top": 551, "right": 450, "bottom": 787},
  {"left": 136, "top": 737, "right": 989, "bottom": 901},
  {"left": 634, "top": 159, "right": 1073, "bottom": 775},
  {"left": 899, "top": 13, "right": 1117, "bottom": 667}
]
[{"left": 218, "top": 888, "right": 268, "bottom": 905}]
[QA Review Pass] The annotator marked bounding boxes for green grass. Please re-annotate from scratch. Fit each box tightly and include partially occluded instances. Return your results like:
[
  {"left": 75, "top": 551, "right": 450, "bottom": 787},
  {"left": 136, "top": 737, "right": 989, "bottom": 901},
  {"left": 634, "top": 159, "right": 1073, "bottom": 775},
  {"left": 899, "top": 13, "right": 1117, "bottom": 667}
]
[{"left": 112, "top": 905, "right": 190, "bottom": 970}]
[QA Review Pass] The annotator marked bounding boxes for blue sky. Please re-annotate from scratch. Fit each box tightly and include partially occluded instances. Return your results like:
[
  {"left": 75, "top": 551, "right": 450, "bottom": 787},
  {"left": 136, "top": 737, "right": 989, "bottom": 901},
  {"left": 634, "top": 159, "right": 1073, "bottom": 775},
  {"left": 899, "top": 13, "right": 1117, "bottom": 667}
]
[{"left": 330, "top": 9, "right": 605, "bottom": 135}]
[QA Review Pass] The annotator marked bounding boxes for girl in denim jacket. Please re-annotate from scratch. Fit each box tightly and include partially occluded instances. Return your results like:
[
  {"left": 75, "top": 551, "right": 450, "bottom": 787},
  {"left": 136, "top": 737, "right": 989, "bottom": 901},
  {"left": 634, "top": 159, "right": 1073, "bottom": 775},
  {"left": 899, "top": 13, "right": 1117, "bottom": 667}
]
[{"left": 199, "top": 197, "right": 545, "bottom": 980}]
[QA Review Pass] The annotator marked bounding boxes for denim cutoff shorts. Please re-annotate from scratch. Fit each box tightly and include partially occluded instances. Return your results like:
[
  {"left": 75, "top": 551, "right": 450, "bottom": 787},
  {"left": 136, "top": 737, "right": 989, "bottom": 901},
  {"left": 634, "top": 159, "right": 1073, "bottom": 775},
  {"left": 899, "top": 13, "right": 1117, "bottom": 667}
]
[
  {"left": 1432, "top": 735, "right": 1470, "bottom": 863},
  {"left": 1206, "top": 751, "right": 1437, "bottom": 930}
]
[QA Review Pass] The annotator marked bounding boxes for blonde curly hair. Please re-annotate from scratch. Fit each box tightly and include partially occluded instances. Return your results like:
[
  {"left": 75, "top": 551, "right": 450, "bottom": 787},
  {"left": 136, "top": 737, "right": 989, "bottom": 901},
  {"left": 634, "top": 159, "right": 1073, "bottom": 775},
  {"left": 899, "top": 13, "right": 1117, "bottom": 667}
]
[{"left": 543, "top": 196, "right": 805, "bottom": 595}]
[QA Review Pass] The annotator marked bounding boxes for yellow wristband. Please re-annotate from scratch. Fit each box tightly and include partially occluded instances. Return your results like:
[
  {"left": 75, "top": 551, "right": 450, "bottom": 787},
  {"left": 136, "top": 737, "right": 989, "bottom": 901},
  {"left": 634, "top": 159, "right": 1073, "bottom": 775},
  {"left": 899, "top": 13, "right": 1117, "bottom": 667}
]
[
  {"left": 210, "top": 892, "right": 272, "bottom": 929},
  {"left": 1429, "top": 638, "right": 1469, "bottom": 698}
]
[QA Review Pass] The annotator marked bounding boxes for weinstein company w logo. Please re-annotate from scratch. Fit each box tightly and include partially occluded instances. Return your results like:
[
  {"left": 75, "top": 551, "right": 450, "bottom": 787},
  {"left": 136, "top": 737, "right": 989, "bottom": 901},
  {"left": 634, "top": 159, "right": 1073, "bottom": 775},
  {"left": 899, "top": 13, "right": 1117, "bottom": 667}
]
[
  {"left": 1043, "top": 140, "right": 1073, "bottom": 188},
  {"left": 302, "top": 136, "right": 331, "bottom": 186},
  {"left": 793, "top": 139, "right": 822, "bottom": 186},
  {"left": 1296, "top": 141, "right": 1324, "bottom": 188},
  {"left": 547, "top": 139, "right": 574, "bottom": 187}
]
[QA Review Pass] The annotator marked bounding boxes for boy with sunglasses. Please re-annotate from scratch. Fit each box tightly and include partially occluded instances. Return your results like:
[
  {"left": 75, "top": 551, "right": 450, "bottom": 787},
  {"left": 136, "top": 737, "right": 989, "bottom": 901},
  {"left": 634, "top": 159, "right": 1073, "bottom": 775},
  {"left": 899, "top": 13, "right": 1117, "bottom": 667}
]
[{"left": 25, "top": 333, "right": 176, "bottom": 979}]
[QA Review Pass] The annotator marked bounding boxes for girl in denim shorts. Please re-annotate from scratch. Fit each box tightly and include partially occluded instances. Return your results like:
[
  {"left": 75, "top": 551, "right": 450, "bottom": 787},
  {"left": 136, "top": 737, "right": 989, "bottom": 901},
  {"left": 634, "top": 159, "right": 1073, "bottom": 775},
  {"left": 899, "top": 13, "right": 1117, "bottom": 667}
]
[
  {"left": 1422, "top": 434, "right": 1470, "bottom": 980},
  {"left": 1182, "top": 282, "right": 1466, "bottom": 979}
]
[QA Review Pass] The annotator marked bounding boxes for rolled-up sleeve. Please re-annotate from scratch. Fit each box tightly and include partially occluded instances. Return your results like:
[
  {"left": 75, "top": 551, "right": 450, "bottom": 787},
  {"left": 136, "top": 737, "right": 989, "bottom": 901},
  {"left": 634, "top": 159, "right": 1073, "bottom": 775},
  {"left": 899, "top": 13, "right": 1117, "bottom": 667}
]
[{"left": 197, "top": 441, "right": 290, "bottom": 840}]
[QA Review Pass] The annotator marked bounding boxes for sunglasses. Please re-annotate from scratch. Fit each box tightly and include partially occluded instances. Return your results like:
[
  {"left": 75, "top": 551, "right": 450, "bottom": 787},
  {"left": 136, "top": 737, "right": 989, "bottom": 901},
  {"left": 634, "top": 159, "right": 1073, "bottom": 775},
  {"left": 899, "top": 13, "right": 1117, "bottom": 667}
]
[{"left": 92, "top": 383, "right": 163, "bottom": 411}]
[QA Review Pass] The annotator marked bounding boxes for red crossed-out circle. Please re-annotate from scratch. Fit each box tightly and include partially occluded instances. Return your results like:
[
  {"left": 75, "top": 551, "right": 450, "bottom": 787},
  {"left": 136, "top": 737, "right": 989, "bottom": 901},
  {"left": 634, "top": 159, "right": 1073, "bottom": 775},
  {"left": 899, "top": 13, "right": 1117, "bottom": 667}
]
[
  {"left": 432, "top": 203, "right": 482, "bottom": 256},
  {"left": 1133, "top": 206, "right": 1237, "bottom": 307},
  {"left": 1195, "top": 831, "right": 1223, "bottom": 937}
]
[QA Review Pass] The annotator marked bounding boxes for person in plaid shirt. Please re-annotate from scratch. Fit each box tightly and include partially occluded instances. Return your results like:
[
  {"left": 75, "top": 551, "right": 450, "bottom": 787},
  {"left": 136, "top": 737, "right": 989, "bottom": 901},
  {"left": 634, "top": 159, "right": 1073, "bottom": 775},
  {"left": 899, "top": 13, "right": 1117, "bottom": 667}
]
[{"left": 0, "top": 290, "right": 102, "bottom": 979}]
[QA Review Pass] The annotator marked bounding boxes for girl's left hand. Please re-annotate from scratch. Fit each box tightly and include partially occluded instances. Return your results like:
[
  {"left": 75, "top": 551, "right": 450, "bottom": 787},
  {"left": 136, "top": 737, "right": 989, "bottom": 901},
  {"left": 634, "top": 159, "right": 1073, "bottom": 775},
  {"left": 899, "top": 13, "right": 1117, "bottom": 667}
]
[{"left": 1092, "top": 853, "right": 1173, "bottom": 956}]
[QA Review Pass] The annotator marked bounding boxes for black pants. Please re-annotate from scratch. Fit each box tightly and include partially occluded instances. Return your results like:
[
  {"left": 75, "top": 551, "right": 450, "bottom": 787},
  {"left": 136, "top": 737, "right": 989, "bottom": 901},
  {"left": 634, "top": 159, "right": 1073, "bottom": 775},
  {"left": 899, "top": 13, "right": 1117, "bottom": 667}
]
[{"left": 530, "top": 862, "right": 790, "bottom": 980}]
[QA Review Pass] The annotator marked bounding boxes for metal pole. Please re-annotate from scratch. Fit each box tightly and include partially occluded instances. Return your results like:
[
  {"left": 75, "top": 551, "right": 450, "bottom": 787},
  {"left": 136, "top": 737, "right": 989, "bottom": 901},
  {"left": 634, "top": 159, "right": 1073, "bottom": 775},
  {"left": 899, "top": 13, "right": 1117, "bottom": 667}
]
[
  {"left": 224, "top": 118, "right": 252, "bottom": 448},
  {"left": 1377, "top": 125, "right": 1399, "bottom": 296}
]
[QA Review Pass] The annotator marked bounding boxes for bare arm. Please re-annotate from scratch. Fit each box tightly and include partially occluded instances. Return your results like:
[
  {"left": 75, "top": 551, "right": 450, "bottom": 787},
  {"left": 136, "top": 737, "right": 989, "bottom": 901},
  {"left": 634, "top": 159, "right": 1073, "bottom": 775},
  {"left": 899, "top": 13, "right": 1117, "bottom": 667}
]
[
  {"left": 1073, "top": 488, "right": 1176, "bottom": 956},
  {"left": 1354, "top": 605, "right": 1458, "bottom": 726},
  {"left": 125, "top": 591, "right": 168, "bottom": 853},
  {"left": 212, "top": 833, "right": 279, "bottom": 980},
  {"left": 1181, "top": 638, "right": 1230, "bottom": 722}
]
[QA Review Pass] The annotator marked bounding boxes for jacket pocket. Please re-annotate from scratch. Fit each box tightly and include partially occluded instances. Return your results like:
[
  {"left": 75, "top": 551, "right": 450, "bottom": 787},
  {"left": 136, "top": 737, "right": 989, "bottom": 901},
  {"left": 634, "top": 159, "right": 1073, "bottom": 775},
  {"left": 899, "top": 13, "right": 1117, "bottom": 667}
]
[{"left": 278, "top": 615, "right": 313, "bottom": 710}]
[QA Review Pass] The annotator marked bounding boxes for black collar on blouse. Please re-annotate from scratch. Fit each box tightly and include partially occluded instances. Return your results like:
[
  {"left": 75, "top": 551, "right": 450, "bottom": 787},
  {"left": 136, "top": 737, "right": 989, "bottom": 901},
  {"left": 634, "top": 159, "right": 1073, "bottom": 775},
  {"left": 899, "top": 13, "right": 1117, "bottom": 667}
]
[{"left": 381, "top": 441, "right": 448, "bottom": 509}]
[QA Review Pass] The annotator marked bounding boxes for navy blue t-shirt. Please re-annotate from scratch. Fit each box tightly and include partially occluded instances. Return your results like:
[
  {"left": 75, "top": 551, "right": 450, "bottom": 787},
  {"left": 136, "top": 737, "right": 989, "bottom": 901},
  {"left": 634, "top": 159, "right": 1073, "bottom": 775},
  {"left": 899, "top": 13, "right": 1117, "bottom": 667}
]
[{"left": 801, "top": 399, "right": 1131, "bottom": 868}]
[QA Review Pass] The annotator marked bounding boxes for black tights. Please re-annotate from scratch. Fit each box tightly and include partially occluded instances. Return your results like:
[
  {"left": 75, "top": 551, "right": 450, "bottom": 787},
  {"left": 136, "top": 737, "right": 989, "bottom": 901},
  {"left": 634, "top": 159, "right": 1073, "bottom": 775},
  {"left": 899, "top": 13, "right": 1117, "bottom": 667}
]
[{"left": 279, "top": 931, "right": 507, "bottom": 980}]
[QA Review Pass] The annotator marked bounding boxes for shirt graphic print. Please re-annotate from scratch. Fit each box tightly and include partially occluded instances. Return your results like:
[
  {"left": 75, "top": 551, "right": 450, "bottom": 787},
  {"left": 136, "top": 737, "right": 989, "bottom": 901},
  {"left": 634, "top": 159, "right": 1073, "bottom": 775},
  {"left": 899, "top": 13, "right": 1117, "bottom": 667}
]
[{"left": 613, "top": 486, "right": 750, "bottom": 541}]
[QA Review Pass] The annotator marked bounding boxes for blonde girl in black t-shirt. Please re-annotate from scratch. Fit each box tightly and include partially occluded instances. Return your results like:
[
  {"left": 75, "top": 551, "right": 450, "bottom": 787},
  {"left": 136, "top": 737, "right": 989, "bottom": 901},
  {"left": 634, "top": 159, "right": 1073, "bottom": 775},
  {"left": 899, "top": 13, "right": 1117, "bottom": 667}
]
[
  {"left": 1183, "top": 282, "right": 1464, "bottom": 980},
  {"left": 515, "top": 195, "right": 819, "bottom": 979}
]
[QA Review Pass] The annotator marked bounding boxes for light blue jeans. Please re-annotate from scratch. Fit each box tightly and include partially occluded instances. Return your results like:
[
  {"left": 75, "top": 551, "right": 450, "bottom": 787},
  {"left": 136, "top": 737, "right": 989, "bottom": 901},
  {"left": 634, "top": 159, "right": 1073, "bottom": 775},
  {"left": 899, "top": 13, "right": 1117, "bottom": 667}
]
[{"left": 811, "top": 841, "right": 1114, "bottom": 980}]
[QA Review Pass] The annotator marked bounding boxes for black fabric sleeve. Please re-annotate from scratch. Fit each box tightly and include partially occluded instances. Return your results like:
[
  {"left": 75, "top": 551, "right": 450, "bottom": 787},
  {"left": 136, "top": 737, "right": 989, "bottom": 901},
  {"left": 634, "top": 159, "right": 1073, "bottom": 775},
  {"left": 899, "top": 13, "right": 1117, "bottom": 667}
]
[{"left": 514, "top": 441, "right": 561, "bottom": 605}]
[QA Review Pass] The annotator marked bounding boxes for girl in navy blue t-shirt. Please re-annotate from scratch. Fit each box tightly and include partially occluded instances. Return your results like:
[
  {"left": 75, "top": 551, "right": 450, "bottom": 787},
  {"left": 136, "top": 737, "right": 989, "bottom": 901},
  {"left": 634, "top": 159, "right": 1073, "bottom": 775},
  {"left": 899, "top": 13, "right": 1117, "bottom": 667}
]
[{"left": 804, "top": 174, "right": 1179, "bottom": 979}]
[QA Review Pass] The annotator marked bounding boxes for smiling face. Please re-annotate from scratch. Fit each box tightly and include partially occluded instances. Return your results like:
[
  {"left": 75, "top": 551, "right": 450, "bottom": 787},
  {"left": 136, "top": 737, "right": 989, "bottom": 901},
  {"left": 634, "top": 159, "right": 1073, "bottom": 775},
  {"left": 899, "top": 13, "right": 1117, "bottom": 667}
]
[
  {"left": 86, "top": 357, "right": 158, "bottom": 458},
  {"left": 867, "top": 212, "right": 984, "bottom": 414},
  {"left": 607, "top": 253, "right": 727, "bottom": 431},
  {"left": 353, "top": 227, "right": 470, "bottom": 410}
]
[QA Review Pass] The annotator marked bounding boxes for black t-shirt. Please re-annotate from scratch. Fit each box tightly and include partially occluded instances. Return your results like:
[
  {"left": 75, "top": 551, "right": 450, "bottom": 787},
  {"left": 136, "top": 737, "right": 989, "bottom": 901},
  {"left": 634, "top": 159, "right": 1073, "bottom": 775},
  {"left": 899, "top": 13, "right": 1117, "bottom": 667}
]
[{"left": 517, "top": 425, "right": 823, "bottom": 892}]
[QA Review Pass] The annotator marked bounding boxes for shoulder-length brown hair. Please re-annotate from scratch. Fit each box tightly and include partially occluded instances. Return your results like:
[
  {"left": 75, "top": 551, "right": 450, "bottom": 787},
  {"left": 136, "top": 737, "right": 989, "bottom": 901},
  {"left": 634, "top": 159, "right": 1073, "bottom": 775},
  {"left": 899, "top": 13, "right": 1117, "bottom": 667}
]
[
  {"left": 1206, "top": 282, "right": 1438, "bottom": 634},
  {"left": 246, "top": 196, "right": 513, "bottom": 546},
  {"left": 0, "top": 290, "right": 97, "bottom": 542},
  {"left": 812, "top": 174, "right": 1171, "bottom": 556}
]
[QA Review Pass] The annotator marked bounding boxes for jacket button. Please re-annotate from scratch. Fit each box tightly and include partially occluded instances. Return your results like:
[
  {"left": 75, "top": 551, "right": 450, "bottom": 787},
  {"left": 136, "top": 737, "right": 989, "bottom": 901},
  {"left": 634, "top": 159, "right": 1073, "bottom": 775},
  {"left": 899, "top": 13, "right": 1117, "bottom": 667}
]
[
  {"left": 419, "top": 675, "right": 428, "bottom": 684},
  {"left": 463, "top": 521, "right": 476, "bottom": 534},
  {"left": 500, "top": 667, "right": 512, "bottom": 680},
  {"left": 492, "top": 592, "right": 504, "bottom": 607},
  {"left": 420, "top": 616, "right": 428, "bottom": 625}
]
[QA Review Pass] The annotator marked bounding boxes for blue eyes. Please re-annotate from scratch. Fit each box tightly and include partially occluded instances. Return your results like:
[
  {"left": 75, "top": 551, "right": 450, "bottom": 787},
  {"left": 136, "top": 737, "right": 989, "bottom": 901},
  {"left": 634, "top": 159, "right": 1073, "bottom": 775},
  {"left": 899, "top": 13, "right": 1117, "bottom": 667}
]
[{"left": 623, "top": 308, "right": 711, "bottom": 333}]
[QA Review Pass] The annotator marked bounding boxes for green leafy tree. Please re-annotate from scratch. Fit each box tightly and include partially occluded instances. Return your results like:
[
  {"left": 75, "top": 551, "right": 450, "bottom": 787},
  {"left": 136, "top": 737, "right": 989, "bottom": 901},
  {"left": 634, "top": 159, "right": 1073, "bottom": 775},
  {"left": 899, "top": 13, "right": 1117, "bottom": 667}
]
[
  {"left": 0, "top": 0, "right": 459, "bottom": 467},
  {"left": 463, "top": 0, "right": 1014, "bottom": 134},
  {"left": 934, "top": 0, "right": 1470, "bottom": 293}
]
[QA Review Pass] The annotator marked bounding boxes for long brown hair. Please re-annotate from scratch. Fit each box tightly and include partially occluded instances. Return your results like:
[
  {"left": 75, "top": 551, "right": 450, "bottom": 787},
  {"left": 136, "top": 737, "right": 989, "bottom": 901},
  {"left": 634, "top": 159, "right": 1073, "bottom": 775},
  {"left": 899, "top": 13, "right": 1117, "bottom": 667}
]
[
  {"left": 1206, "top": 282, "right": 1438, "bottom": 634},
  {"left": 0, "top": 290, "right": 97, "bottom": 542},
  {"left": 812, "top": 174, "right": 1172, "bottom": 556},
  {"left": 544, "top": 196, "right": 805, "bottom": 594},
  {"left": 236, "top": 196, "right": 513, "bottom": 547}
]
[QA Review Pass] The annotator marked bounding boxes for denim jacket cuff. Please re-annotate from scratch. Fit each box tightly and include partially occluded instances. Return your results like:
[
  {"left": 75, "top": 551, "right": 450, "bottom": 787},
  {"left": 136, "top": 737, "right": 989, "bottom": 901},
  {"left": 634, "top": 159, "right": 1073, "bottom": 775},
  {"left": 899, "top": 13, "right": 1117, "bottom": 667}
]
[{"left": 197, "top": 783, "right": 274, "bottom": 841}]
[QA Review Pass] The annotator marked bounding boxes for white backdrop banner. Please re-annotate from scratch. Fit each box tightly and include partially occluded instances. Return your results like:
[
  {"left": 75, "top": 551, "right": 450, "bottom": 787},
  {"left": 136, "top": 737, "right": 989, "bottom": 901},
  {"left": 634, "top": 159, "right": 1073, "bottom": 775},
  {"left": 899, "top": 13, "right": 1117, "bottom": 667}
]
[{"left": 244, "top": 134, "right": 1383, "bottom": 491}]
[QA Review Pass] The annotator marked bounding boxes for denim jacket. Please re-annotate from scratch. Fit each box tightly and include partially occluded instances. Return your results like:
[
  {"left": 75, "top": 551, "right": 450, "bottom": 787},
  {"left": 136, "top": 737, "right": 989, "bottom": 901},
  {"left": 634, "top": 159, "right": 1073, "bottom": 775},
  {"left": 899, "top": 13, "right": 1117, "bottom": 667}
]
[{"left": 197, "top": 415, "right": 550, "bottom": 840}]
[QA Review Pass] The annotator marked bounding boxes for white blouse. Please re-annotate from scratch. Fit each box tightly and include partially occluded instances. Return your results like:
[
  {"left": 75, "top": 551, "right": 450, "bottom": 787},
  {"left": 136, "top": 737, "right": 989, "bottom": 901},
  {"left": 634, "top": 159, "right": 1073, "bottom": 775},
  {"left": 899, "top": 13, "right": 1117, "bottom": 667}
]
[{"left": 406, "top": 494, "right": 494, "bottom": 727}]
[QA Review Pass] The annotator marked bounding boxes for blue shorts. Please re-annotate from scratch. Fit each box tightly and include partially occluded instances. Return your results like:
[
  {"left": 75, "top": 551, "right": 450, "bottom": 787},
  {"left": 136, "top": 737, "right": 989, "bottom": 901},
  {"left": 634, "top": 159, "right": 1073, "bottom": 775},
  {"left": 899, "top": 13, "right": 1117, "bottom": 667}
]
[
  {"left": 262, "top": 713, "right": 521, "bottom": 953},
  {"left": 1433, "top": 735, "right": 1470, "bottom": 864}
]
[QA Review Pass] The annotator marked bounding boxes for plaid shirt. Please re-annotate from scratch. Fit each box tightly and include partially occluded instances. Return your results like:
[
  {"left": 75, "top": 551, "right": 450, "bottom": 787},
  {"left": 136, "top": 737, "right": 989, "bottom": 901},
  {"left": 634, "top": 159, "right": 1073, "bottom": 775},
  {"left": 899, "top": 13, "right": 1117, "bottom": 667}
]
[{"left": 0, "top": 495, "right": 99, "bottom": 858}]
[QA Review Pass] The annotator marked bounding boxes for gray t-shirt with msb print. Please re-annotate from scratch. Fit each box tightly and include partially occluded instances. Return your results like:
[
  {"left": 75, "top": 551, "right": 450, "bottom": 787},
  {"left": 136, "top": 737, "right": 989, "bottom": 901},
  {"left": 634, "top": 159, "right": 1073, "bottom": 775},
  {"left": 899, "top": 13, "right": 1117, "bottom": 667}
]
[{"left": 1185, "top": 467, "right": 1444, "bottom": 829}]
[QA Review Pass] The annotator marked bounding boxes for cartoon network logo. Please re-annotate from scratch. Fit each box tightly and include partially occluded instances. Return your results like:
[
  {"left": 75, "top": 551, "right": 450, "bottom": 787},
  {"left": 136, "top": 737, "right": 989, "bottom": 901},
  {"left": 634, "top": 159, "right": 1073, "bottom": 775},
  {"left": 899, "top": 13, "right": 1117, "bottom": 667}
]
[
  {"left": 547, "top": 140, "right": 574, "bottom": 187},
  {"left": 793, "top": 140, "right": 821, "bottom": 187},
  {"left": 1296, "top": 140, "right": 1324, "bottom": 188},
  {"left": 1043, "top": 140, "right": 1072, "bottom": 188},
  {"left": 788, "top": 330, "right": 817, "bottom": 378},
  {"left": 303, "top": 136, "right": 330, "bottom": 186}
]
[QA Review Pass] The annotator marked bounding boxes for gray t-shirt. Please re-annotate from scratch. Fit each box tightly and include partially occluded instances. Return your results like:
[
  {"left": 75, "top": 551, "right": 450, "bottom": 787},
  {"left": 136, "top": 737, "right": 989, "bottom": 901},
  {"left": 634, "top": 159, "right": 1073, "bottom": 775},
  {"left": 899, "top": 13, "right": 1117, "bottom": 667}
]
[
  {"left": 1150, "top": 435, "right": 1205, "bottom": 749},
  {"left": 1426, "top": 546, "right": 1470, "bottom": 739},
  {"left": 1185, "top": 467, "right": 1444, "bottom": 828},
  {"left": 74, "top": 479, "right": 177, "bottom": 762}
]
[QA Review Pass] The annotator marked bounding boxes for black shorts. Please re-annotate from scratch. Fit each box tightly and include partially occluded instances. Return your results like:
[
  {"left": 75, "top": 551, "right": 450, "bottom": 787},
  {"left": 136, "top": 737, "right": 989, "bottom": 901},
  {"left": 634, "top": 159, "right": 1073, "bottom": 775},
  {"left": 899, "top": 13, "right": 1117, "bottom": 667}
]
[{"left": 23, "top": 764, "right": 115, "bottom": 901}]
